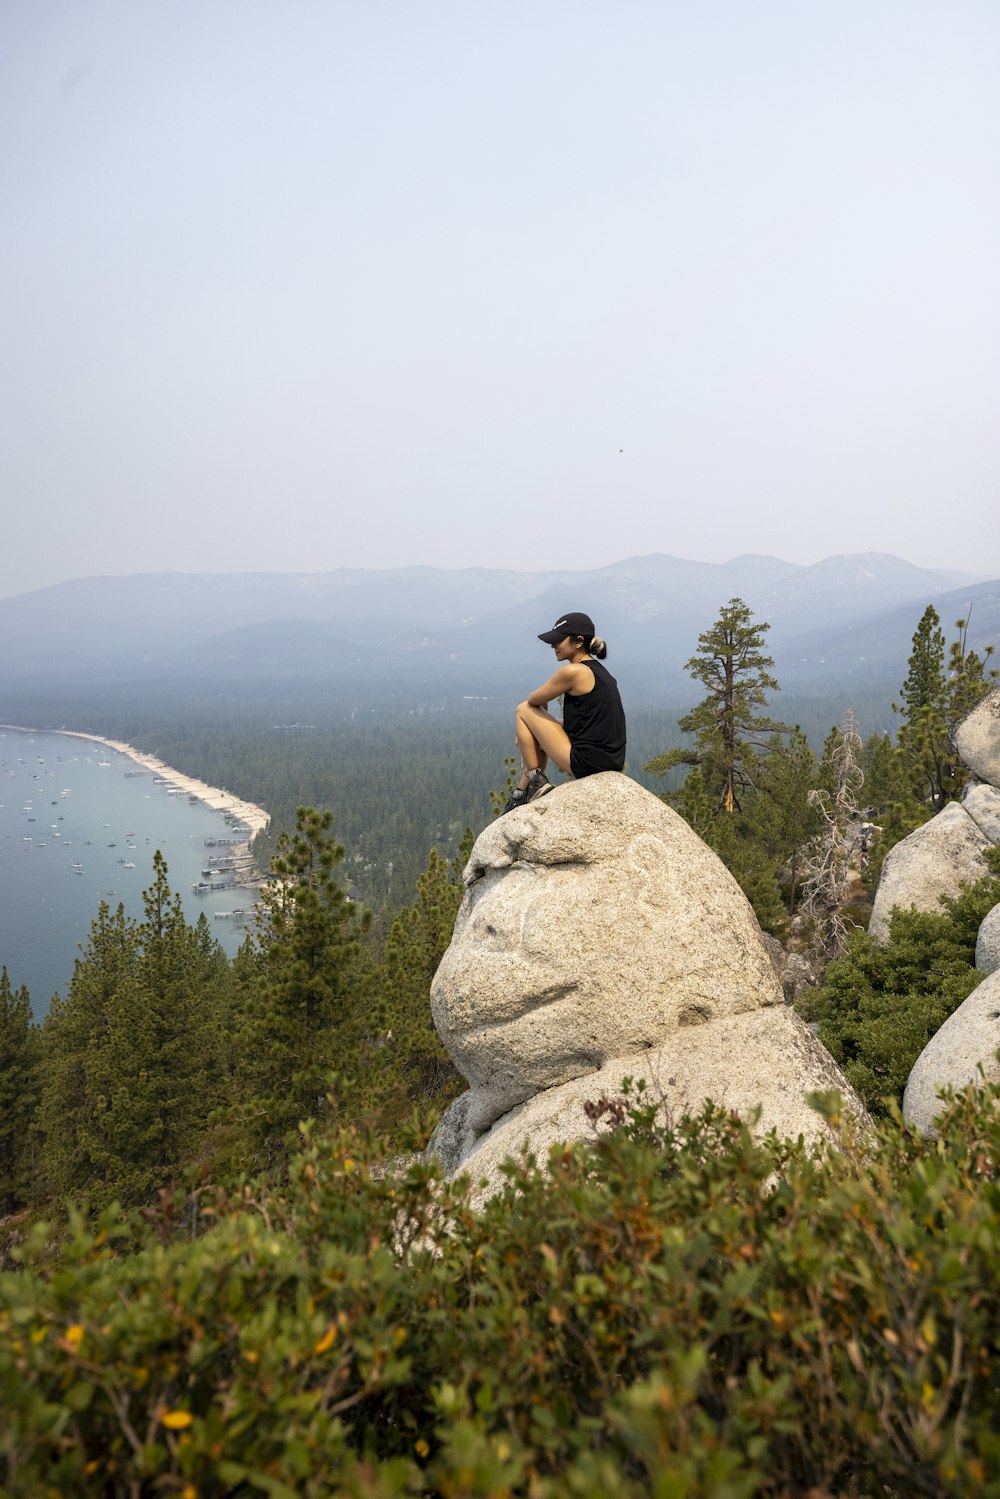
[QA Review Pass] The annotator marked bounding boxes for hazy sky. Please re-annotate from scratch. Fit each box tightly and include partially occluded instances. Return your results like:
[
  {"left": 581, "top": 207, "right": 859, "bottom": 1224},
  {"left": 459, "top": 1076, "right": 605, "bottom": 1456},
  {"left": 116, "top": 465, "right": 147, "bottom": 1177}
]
[{"left": 2, "top": 2, "right": 998, "bottom": 599}]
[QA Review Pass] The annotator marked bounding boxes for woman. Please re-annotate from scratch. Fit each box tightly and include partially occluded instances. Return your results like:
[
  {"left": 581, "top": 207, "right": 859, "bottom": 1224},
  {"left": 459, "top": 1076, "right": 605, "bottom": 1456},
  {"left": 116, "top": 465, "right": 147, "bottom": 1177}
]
[{"left": 504, "top": 611, "right": 627, "bottom": 813}]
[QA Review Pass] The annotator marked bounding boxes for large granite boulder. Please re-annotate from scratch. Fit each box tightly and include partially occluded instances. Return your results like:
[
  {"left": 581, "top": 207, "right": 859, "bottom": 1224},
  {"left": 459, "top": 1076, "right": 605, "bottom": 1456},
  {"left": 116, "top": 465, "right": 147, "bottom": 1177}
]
[
  {"left": 952, "top": 688, "right": 1000, "bottom": 790},
  {"left": 962, "top": 780, "right": 1000, "bottom": 844},
  {"left": 431, "top": 773, "right": 783, "bottom": 1135},
  {"left": 902, "top": 968, "right": 1000, "bottom": 1134},
  {"left": 976, "top": 903, "right": 1000, "bottom": 975},
  {"left": 433, "top": 1007, "right": 868, "bottom": 1200},
  {"left": 429, "top": 774, "right": 866, "bottom": 1192},
  {"left": 868, "top": 802, "right": 992, "bottom": 943}
]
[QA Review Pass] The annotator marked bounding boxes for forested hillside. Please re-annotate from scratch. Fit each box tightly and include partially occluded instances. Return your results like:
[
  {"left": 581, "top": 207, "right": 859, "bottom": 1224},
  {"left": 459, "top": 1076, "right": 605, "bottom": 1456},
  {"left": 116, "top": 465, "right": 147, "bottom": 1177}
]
[
  {"left": 2, "top": 594, "right": 999, "bottom": 1495},
  {"left": 2, "top": 670, "right": 898, "bottom": 908}
]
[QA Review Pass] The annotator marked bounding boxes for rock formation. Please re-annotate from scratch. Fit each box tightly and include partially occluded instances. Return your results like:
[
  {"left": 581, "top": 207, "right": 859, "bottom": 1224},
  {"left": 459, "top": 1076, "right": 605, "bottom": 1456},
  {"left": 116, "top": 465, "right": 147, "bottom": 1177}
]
[
  {"left": 952, "top": 690, "right": 1000, "bottom": 789},
  {"left": 868, "top": 686, "right": 1000, "bottom": 942},
  {"left": 868, "top": 803, "right": 992, "bottom": 942},
  {"left": 975, "top": 904, "right": 1000, "bottom": 976},
  {"left": 864, "top": 685, "right": 1000, "bottom": 1133},
  {"left": 903, "top": 968, "right": 1000, "bottom": 1135},
  {"left": 429, "top": 773, "right": 866, "bottom": 1196}
]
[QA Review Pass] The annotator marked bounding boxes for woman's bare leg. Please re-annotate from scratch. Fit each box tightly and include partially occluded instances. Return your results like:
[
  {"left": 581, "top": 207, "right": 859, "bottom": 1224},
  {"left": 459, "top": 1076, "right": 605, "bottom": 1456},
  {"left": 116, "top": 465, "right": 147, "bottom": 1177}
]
[{"left": 514, "top": 702, "right": 574, "bottom": 778}]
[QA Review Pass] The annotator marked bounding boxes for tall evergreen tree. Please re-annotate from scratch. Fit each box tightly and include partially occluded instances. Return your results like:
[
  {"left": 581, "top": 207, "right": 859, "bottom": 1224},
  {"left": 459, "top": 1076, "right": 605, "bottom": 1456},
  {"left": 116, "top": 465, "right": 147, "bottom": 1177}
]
[
  {"left": 39, "top": 860, "right": 226, "bottom": 1207},
  {"left": 39, "top": 901, "right": 140, "bottom": 1201},
  {"left": 893, "top": 605, "right": 954, "bottom": 809},
  {"left": 645, "top": 598, "right": 789, "bottom": 814},
  {"left": 374, "top": 839, "right": 470, "bottom": 1117},
  {"left": 947, "top": 612, "right": 998, "bottom": 720},
  {"left": 893, "top": 606, "right": 996, "bottom": 810},
  {"left": 750, "top": 728, "right": 823, "bottom": 916},
  {"left": 241, "top": 808, "right": 371, "bottom": 1154},
  {"left": 0, "top": 967, "right": 40, "bottom": 1215}
]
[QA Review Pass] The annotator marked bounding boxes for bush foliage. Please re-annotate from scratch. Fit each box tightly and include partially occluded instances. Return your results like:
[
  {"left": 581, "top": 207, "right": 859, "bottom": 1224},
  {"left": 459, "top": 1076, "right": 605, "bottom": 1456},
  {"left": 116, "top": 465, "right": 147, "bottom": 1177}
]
[
  {"left": 4, "top": 1085, "right": 1000, "bottom": 1497},
  {"left": 800, "top": 848, "right": 1000, "bottom": 1111}
]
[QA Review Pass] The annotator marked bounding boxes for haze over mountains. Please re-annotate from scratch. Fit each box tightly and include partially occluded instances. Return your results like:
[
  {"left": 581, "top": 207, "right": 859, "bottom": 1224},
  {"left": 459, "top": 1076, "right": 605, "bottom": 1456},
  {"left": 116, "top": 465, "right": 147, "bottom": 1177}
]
[{"left": 2, "top": 553, "right": 997, "bottom": 712}]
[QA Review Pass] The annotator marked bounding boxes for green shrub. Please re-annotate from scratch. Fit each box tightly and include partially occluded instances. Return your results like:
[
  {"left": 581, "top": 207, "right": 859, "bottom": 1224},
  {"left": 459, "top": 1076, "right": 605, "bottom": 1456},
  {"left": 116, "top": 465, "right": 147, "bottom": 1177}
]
[
  {"left": 800, "top": 849, "right": 1000, "bottom": 1111},
  {"left": 4, "top": 1088, "right": 1000, "bottom": 1497}
]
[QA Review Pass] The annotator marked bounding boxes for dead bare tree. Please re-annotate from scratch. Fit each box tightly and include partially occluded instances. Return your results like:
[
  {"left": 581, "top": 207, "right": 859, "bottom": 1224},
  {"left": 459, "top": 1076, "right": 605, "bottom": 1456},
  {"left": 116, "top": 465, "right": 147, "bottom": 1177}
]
[{"left": 800, "top": 708, "right": 864, "bottom": 963}]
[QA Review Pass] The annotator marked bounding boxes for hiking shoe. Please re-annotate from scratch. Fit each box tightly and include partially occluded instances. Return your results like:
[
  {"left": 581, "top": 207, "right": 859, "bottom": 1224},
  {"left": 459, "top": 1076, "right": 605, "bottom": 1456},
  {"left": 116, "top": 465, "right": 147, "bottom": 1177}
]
[
  {"left": 501, "top": 785, "right": 531, "bottom": 815},
  {"left": 525, "top": 771, "right": 553, "bottom": 802}
]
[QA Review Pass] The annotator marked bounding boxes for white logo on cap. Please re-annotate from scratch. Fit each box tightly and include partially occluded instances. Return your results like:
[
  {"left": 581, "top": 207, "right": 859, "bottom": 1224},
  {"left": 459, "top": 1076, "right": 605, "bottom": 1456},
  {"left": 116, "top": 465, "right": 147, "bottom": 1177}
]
[{"left": 555, "top": 618, "right": 568, "bottom": 628}]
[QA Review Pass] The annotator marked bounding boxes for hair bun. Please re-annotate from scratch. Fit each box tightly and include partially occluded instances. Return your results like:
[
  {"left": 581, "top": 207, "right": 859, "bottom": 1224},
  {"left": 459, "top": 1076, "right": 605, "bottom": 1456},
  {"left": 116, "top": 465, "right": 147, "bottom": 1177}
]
[{"left": 590, "top": 637, "right": 607, "bottom": 659}]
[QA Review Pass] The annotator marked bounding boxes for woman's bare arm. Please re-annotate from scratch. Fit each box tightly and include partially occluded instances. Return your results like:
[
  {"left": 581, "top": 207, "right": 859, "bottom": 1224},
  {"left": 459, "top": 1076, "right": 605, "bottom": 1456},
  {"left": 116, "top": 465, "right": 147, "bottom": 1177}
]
[{"left": 526, "top": 662, "right": 591, "bottom": 707}]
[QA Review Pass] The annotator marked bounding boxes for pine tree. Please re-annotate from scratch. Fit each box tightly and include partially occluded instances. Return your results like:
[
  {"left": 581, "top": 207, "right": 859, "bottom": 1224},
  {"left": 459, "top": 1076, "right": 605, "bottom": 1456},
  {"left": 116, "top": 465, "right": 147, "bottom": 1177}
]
[
  {"left": 751, "top": 728, "right": 823, "bottom": 915},
  {"left": 39, "top": 901, "right": 140, "bottom": 1201},
  {"left": 375, "top": 841, "right": 468, "bottom": 1118},
  {"left": 893, "top": 606, "right": 955, "bottom": 808},
  {"left": 39, "top": 860, "right": 227, "bottom": 1207},
  {"left": 947, "top": 612, "right": 998, "bottom": 720},
  {"left": 861, "top": 733, "right": 909, "bottom": 817},
  {"left": 645, "top": 598, "right": 789, "bottom": 814},
  {"left": 0, "top": 967, "right": 40, "bottom": 1215},
  {"left": 893, "top": 606, "right": 996, "bottom": 810},
  {"left": 242, "top": 808, "right": 371, "bottom": 1154}
]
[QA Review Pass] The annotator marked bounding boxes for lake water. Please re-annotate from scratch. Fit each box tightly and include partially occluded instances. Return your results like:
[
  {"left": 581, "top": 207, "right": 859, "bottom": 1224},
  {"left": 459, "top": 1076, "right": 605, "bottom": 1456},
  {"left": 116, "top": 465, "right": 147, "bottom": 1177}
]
[{"left": 0, "top": 728, "right": 261, "bottom": 1019}]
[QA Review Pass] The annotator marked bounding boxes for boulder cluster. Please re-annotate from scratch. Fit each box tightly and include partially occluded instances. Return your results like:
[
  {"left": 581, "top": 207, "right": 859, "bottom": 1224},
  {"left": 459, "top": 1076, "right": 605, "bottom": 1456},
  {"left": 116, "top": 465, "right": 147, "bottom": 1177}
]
[
  {"left": 429, "top": 773, "right": 866, "bottom": 1198},
  {"left": 872, "top": 687, "right": 1000, "bottom": 1133}
]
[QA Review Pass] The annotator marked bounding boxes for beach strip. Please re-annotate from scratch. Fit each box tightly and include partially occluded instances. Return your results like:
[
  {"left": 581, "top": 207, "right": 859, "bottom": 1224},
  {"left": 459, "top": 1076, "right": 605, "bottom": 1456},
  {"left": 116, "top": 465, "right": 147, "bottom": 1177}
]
[{"left": 0, "top": 724, "right": 270, "bottom": 837}]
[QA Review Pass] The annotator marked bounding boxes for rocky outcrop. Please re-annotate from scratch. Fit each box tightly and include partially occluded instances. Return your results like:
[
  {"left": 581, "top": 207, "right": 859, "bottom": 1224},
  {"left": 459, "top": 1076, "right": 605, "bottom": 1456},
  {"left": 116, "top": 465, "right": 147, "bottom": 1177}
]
[
  {"left": 975, "top": 903, "right": 1000, "bottom": 975},
  {"left": 902, "top": 968, "right": 1000, "bottom": 1135},
  {"left": 962, "top": 781, "right": 1000, "bottom": 843},
  {"left": 429, "top": 773, "right": 865, "bottom": 1195},
  {"left": 953, "top": 692, "right": 1000, "bottom": 789},
  {"left": 867, "top": 686, "right": 1000, "bottom": 943},
  {"left": 436, "top": 1007, "right": 868, "bottom": 1202},
  {"left": 431, "top": 773, "right": 783, "bottom": 1136},
  {"left": 868, "top": 802, "right": 992, "bottom": 942}
]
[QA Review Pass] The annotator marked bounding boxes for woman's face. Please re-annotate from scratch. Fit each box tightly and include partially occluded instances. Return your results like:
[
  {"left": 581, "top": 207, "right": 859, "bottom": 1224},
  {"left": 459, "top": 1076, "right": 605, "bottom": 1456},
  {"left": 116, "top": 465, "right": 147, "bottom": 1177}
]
[{"left": 552, "top": 634, "right": 582, "bottom": 661}]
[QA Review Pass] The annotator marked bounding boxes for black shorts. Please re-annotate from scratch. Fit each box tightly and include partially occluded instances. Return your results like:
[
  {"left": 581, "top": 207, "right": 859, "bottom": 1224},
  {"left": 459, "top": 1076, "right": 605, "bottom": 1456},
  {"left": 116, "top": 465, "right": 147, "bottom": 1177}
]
[{"left": 570, "top": 746, "right": 620, "bottom": 779}]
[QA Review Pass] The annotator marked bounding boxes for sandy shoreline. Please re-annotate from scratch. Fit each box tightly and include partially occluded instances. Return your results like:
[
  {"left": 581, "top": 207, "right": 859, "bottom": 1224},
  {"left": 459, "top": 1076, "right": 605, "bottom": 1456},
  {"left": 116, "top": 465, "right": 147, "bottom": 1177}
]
[{"left": 0, "top": 723, "right": 271, "bottom": 838}]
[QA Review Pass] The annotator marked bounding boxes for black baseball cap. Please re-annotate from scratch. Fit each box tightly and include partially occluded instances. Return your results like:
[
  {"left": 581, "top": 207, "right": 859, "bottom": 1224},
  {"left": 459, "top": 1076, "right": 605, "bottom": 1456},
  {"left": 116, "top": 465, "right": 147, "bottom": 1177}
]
[{"left": 538, "top": 611, "right": 595, "bottom": 645}]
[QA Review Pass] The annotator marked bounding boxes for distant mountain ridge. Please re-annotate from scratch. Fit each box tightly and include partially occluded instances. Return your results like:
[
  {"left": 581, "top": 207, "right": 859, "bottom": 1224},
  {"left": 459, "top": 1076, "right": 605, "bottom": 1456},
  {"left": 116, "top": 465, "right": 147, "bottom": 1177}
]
[{"left": 0, "top": 553, "right": 995, "bottom": 711}]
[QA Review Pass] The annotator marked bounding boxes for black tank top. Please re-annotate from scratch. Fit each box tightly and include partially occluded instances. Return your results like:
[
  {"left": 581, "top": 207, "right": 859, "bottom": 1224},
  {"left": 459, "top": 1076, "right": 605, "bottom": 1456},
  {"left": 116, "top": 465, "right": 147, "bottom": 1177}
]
[{"left": 562, "top": 658, "right": 626, "bottom": 775}]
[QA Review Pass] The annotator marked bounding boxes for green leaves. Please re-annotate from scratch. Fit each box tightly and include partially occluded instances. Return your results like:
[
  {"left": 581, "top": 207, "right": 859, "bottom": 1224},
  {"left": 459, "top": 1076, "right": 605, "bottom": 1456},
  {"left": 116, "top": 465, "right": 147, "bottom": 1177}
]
[
  {"left": 893, "top": 605, "right": 998, "bottom": 812},
  {"left": 646, "top": 597, "right": 790, "bottom": 818},
  {"left": 0, "top": 966, "right": 39, "bottom": 1214},
  {"left": 36, "top": 863, "right": 227, "bottom": 1210},
  {"left": 7, "top": 1089, "right": 1000, "bottom": 1495},
  {"left": 799, "top": 854, "right": 1000, "bottom": 1112}
]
